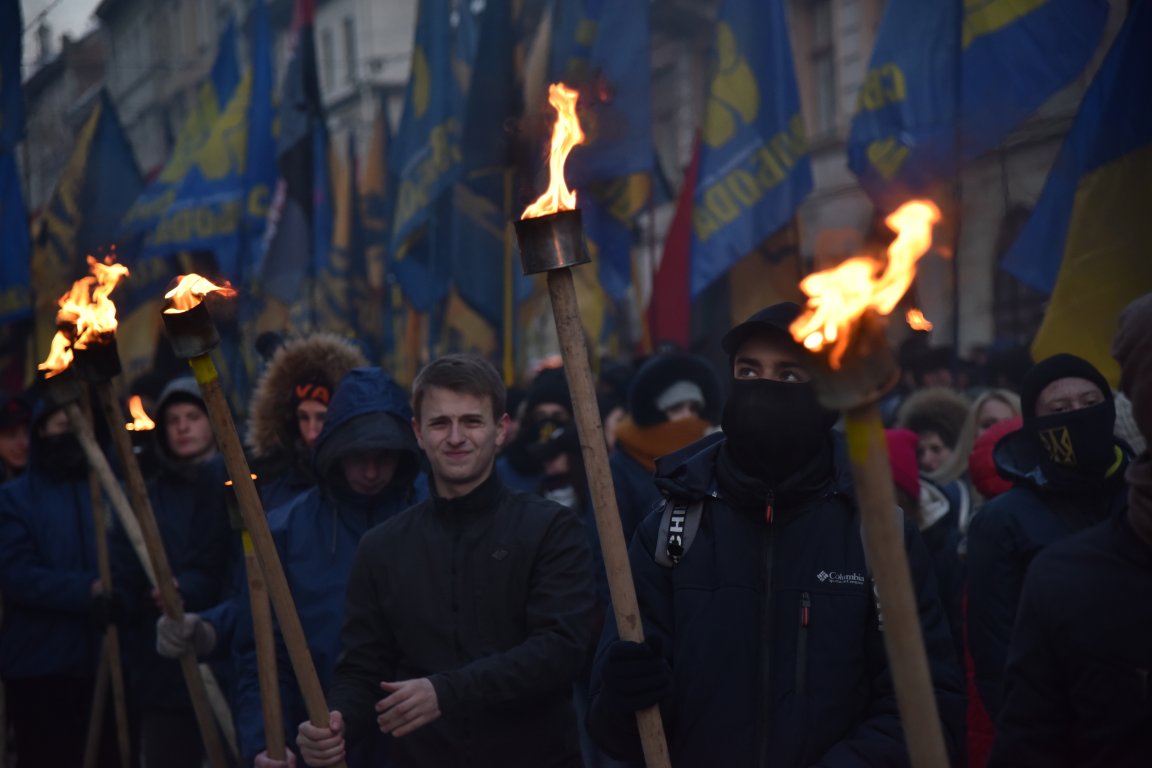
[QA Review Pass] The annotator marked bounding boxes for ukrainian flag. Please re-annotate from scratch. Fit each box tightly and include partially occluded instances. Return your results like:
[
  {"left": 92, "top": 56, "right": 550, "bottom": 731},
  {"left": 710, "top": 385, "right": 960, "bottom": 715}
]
[{"left": 1003, "top": 1, "right": 1152, "bottom": 386}]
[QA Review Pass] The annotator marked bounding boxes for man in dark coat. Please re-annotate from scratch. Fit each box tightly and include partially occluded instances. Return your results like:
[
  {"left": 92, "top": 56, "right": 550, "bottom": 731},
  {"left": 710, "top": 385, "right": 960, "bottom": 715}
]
[
  {"left": 587, "top": 303, "right": 965, "bottom": 767},
  {"left": 0, "top": 401, "right": 114, "bottom": 767},
  {"left": 111, "top": 376, "right": 233, "bottom": 768},
  {"left": 989, "top": 293, "right": 1152, "bottom": 768},
  {"left": 966, "top": 353, "right": 1129, "bottom": 719},
  {"left": 297, "top": 354, "right": 595, "bottom": 768}
]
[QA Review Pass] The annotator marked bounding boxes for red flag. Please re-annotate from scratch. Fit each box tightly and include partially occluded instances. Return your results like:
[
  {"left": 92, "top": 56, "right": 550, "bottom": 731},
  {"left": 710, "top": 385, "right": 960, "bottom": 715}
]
[{"left": 648, "top": 140, "right": 700, "bottom": 349}]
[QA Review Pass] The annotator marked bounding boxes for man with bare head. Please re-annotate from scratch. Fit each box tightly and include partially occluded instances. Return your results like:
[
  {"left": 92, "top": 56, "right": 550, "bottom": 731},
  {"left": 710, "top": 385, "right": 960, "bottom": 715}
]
[{"left": 297, "top": 354, "right": 594, "bottom": 767}]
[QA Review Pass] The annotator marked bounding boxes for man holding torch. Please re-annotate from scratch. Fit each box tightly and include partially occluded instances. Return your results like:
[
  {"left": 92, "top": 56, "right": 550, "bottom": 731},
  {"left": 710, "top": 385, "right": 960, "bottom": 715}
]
[
  {"left": 296, "top": 353, "right": 595, "bottom": 768},
  {"left": 0, "top": 401, "right": 119, "bottom": 768},
  {"left": 587, "top": 303, "right": 965, "bottom": 767}
]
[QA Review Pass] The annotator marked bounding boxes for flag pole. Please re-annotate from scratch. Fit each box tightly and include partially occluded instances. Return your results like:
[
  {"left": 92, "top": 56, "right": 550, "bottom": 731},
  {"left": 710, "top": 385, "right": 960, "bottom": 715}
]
[{"left": 503, "top": 167, "right": 516, "bottom": 385}]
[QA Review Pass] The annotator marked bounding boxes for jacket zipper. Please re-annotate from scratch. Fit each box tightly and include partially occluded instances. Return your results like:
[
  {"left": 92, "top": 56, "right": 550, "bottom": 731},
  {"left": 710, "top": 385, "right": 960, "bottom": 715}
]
[
  {"left": 758, "top": 491, "right": 776, "bottom": 768},
  {"left": 796, "top": 591, "right": 810, "bottom": 695}
]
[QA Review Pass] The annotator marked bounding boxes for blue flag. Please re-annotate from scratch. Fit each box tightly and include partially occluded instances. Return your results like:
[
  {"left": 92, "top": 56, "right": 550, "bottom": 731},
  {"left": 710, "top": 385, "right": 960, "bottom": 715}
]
[
  {"left": 258, "top": 0, "right": 330, "bottom": 311},
  {"left": 550, "top": 0, "right": 651, "bottom": 187},
  {"left": 389, "top": 0, "right": 470, "bottom": 251},
  {"left": 241, "top": 0, "right": 277, "bottom": 283},
  {"left": 1, "top": 0, "right": 24, "bottom": 152},
  {"left": 120, "top": 20, "right": 240, "bottom": 245},
  {"left": 848, "top": 0, "right": 1109, "bottom": 203},
  {"left": 0, "top": 150, "right": 30, "bottom": 322},
  {"left": 1001, "top": 1, "right": 1152, "bottom": 385},
  {"left": 690, "top": 0, "right": 812, "bottom": 297}
]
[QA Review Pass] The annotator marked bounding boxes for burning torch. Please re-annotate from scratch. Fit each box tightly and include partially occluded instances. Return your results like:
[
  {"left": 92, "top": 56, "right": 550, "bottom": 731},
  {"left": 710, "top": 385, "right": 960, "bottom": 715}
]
[
  {"left": 37, "top": 257, "right": 230, "bottom": 768},
  {"left": 514, "top": 83, "right": 671, "bottom": 768},
  {"left": 790, "top": 201, "right": 949, "bottom": 768},
  {"left": 161, "top": 275, "right": 341, "bottom": 768}
]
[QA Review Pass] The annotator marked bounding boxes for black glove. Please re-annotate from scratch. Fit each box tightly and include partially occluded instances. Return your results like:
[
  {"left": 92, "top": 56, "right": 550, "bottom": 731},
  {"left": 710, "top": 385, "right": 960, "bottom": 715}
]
[
  {"left": 597, "top": 638, "right": 672, "bottom": 714},
  {"left": 89, "top": 592, "right": 126, "bottom": 631}
]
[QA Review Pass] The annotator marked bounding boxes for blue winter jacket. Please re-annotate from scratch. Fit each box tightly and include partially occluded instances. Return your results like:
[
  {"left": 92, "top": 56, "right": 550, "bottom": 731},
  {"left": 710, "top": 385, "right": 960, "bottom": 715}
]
[
  {"left": 966, "top": 430, "right": 1128, "bottom": 719},
  {"left": 588, "top": 433, "right": 966, "bottom": 767},
  {"left": 232, "top": 368, "right": 427, "bottom": 764},
  {"left": 0, "top": 448, "right": 99, "bottom": 680}
]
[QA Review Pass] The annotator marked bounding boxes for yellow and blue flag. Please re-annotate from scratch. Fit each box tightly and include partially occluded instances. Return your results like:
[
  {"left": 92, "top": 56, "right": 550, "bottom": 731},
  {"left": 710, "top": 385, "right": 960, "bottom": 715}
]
[
  {"left": 1002, "top": 0, "right": 1152, "bottom": 386},
  {"left": 548, "top": 0, "right": 651, "bottom": 304},
  {"left": 30, "top": 91, "right": 143, "bottom": 369},
  {"left": 0, "top": 151, "right": 30, "bottom": 323},
  {"left": 690, "top": 0, "right": 812, "bottom": 297},
  {"left": 1, "top": 0, "right": 25, "bottom": 152},
  {"left": 849, "top": 0, "right": 1109, "bottom": 204},
  {"left": 119, "top": 20, "right": 240, "bottom": 262},
  {"left": 361, "top": 98, "right": 400, "bottom": 367},
  {"left": 389, "top": 0, "right": 469, "bottom": 252}
]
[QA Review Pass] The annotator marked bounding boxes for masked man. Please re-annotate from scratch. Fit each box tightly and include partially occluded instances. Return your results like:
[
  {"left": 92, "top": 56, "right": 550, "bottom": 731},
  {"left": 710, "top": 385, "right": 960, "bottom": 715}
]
[
  {"left": 967, "top": 353, "right": 1129, "bottom": 719},
  {"left": 587, "top": 303, "right": 965, "bottom": 767}
]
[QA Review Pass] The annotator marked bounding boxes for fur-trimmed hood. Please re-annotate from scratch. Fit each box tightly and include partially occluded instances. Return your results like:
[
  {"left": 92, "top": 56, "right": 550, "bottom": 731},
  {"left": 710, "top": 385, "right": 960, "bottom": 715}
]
[{"left": 245, "top": 332, "right": 368, "bottom": 459}]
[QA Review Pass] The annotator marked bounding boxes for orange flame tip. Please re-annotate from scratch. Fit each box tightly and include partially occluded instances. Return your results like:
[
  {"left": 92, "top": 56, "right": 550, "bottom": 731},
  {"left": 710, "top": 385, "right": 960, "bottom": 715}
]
[
  {"left": 163, "top": 274, "right": 237, "bottom": 313},
  {"left": 791, "top": 200, "right": 941, "bottom": 369},
  {"left": 906, "top": 308, "right": 934, "bottom": 332},
  {"left": 521, "top": 83, "right": 585, "bottom": 220},
  {"left": 125, "top": 395, "right": 156, "bottom": 431}
]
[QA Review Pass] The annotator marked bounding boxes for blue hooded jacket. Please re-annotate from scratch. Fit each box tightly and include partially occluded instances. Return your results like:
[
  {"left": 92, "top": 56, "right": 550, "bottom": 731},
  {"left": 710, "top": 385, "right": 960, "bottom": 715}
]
[
  {"left": 233, "top": 368, "right": 427, "bottom": 764},
  {"left": 588, "top": 432, "right": 966, "bottom": 767},
  {"left": 0, "top": 405, "right": 100, "bottom": 681}
]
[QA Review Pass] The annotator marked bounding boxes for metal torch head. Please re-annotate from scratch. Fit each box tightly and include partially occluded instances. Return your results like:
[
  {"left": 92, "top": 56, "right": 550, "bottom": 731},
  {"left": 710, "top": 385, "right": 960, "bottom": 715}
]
[
  {"left": 161, "top": 299, "right": 221, "bottom": 360},
  {"left": 804, "top": 310, "right": 901, "bottom": 412},
  {"left": 513, "top": 209, "right": 591, "bottom": 275},
  {"left": 72, "top": 339, "right": 123, "bottom": 383},
  {"left": 40, "top": 367, "right": 84, "bottom": 409}
]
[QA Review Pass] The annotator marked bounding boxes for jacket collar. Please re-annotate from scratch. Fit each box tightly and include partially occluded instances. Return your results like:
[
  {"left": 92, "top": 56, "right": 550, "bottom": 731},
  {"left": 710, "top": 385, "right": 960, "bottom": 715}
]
[{"left": 431, "top": 469, "right": 503, "bottom": 518}]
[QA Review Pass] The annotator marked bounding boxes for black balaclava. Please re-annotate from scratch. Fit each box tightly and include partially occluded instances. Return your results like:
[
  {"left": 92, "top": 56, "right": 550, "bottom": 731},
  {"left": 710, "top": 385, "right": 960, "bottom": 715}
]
[
  {"left": 720, "top": 377, "right": 838, "bottom": 484},
  {"left": 1022, "top": 354, "right": 1120, "bottom": 489}
]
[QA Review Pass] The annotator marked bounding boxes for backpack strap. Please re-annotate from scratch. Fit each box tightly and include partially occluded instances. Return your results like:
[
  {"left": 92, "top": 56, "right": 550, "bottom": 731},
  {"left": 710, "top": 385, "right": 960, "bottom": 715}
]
[{"left": 655, "top": 498, "right": 705, "bottom": 567}]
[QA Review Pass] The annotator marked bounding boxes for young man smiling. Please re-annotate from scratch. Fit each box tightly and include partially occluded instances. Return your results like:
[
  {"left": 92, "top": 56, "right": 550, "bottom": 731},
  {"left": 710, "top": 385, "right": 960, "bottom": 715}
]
[{"left": 298, "top": 354, "right": 595, "bottom": 768}]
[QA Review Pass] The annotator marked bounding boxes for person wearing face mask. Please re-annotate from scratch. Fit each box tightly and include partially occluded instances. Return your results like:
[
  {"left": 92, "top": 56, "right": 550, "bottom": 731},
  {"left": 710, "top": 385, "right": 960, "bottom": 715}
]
[
  {"left": 0, "top": 401, "right": 120, "bottom": 768},
  {"left": 988, "top": 294, "right": 1152, "bottom": 768},
  {"left": 587, "top": 303, "right": 965, "bottom": 767},
  {"left": 966, "top": 353, "right": 1130, "bottom": 722},
  {"left": 0, "top": 392, "right": 31, "bottom": 483}
]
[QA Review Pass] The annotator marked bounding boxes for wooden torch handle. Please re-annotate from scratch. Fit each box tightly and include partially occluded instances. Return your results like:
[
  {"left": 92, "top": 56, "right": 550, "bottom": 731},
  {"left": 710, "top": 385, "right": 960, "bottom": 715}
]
[
  {"left": 545, "top": 268, "right": 672, "bottom": 768},
  {"left": 244, "top": 531, "right": 287, "bottom": 761},
  {"left": 185, "top": 355, "right": 344, "bottom": 767},
  {"left": 843, "top": 404, "right": 949, "bottom": 768}
]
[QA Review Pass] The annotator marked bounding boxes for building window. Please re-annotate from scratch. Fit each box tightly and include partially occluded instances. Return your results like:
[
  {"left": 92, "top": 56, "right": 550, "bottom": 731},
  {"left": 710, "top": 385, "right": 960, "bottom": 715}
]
[
  {"left": 810, "top": 0, "right": 837, "bottom": 136},
  {"left": 321, "top": 27, "right": 335, "bottom": 92},
  {"left": 343, "top": 16, "right": 357, "bottom": 85}
]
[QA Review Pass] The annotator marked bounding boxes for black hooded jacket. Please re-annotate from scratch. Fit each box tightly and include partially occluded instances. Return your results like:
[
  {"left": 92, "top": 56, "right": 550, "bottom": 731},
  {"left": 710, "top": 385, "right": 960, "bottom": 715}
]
[
  {"left": 966, "top": 427, "right": 1128, "bottom": 718},
  {"left": 588, "top": 432, "right": 966, "bottom": 767}
]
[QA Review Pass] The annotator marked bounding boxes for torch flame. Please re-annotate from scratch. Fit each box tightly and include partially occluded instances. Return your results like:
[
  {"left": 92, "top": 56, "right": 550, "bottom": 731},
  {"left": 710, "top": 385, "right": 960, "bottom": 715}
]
[
  {"left": 521, "top": 83, "right": 585, "bottom": 219},
  {"left": 38, "top": 256, "right": 131, "bottom": 377},
  {"left": 125, "top": 395, "right": 156, "bottom": 432},
  {"left": 791, "top": 200, "right": 942, "bottom": 369},
  {"left": 163, "top": 273, "right": 237, "bottom": 314},
  {"left": 906, "top": 308, "right": 934, "bottom": 332}
]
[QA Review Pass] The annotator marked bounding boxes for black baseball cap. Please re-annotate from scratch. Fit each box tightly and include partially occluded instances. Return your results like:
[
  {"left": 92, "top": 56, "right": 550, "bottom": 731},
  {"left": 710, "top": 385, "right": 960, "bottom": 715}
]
[{"left": 720, "top": 302, "right": 804, "bottom": 355}]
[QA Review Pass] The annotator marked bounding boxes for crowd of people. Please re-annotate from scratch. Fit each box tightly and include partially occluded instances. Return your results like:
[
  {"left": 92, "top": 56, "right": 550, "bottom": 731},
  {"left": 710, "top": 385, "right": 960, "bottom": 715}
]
[{"left": 0, "top": 294, "right": 1149, "bottom": 767}]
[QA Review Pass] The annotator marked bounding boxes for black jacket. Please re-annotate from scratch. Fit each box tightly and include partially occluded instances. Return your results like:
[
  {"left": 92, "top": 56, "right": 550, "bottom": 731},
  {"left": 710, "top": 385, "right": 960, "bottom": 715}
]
[
  {"left": 329, "top": 471, "right": 596, "bottom": 768},
  {"left": 588, "top": 432, "right": 966, "bottom": 767},
  {"left": 991, "top": 509, "right": 1150, "bottom": 767},
  {"left": 966, "top": 429, "right": 1128, "bottom": 718}
]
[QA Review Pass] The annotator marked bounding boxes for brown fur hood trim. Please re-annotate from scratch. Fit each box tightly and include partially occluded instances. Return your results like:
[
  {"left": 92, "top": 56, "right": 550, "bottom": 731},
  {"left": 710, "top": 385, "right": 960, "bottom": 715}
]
[{"left": 245, "top": 332, "right": 368, "bottom": 458}]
